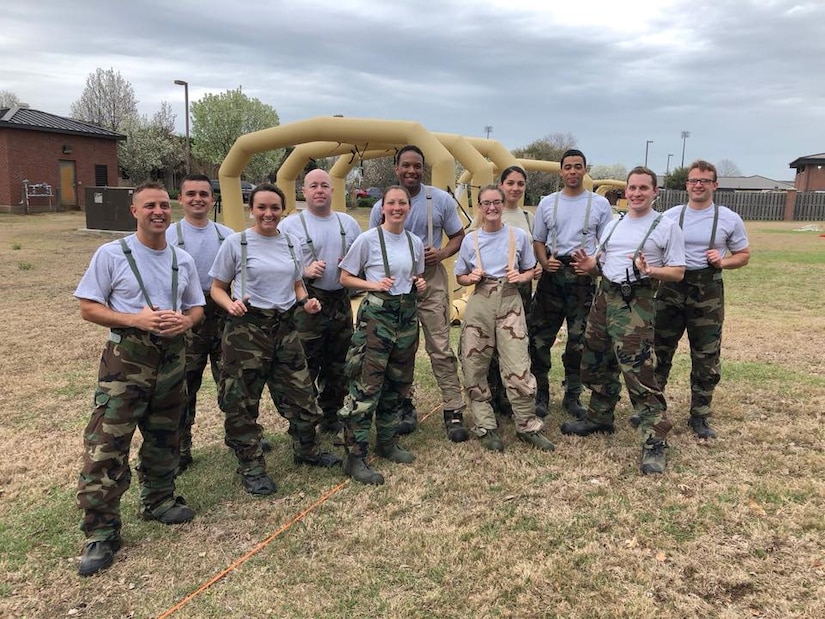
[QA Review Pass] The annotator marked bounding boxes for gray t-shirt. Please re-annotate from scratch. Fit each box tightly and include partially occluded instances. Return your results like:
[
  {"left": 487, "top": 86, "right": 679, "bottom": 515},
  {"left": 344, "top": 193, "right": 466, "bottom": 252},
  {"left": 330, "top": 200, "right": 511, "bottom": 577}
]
[
  {"left": 534, "top": 190, "right": 613, "bottom": 256},
  {"left": 455, "top": 225, "right": 535, "bottom": 278},
  {"left": 598, "top": 211, "right": 685, "bottom": 284},
  {"left": 662, "top": 203, "right": 749, "bottom": 270},
  {"left": 209, "top": 229, "right": 302, "bottom": 311},
  {"left": 74, "top": 234, "right": 205, "bottom": 314},
  {"left": 166, "top": 219, "right": 234, "bottom": 291},
  {"left": 278, "top": 210, "right": 362, "bottom": 291},
  {"left": 369, "top": 185, "right": 463, "bottom": 249},
  {"left": 339, "top": 227, "right": 425, "bottom": 296}
]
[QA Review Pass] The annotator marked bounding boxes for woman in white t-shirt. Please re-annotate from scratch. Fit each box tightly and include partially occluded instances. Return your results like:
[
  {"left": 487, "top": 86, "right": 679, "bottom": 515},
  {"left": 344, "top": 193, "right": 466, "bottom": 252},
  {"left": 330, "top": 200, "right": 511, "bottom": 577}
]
[
  {"left": 455, "top": 185, "right": 555, "bottom": 453},
  {"left": 337, "top": 186, "right": 426, "bottom": 485},
  {"left": 209, "top": 184, "right": 341, "bottom": 497}
]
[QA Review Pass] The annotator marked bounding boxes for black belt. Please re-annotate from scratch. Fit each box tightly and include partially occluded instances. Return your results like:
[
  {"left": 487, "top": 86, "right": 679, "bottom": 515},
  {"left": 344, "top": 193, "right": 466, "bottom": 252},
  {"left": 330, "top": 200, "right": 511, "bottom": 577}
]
[
  {"left": 603, "top": 279, "right": 652, "bottom": 294},
  {"left": 306, "top": 285, "right": 348, "bottom": 299},
  {"left": 556, "top": 255, "right": 575, "bottom": 265},
  {"left": 683, "top": 267, "right": 722, "bottom": 281},
  {"left": 110, "top": 327, "right": 184, "bottom": 347}
]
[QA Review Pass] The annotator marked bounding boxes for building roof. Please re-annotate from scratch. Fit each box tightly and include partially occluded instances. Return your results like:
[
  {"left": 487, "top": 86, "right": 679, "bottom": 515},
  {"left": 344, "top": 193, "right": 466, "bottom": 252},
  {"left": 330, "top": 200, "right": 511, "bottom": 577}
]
[
  {"left": 788, "top": 153, "right": 825, "bottom": 168},
  {"left": 716, "top": 175, "right": 794, "bottom": 191},
  {"left": 0, "top": 106, "right": 125, "bottom": 140}
]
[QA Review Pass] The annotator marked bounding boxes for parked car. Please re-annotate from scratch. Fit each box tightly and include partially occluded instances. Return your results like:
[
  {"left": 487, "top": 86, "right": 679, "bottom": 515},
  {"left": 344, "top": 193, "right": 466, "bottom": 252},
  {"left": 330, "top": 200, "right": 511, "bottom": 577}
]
[
  {"left": 366, "top": 187, "right": 382, "bottom": 199},
  {"left": 210, "top": 179, "right": 256, "bottom": 203},
  {"left": 354, "top": 188, "right": 369, "bottom": 198}
]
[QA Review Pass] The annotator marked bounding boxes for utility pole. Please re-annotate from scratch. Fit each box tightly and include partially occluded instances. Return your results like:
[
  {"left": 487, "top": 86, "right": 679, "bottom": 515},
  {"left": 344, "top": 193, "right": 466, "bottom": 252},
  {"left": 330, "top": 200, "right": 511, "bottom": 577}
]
[
  {"left": 644, "top": 140, "right": 654, "bottom": 167},
  {"left": 484, "top": 125, "right": 493, "bottom": 139},
  {"left": 174, "top": 80, "right": 190, "bottom": 173}
]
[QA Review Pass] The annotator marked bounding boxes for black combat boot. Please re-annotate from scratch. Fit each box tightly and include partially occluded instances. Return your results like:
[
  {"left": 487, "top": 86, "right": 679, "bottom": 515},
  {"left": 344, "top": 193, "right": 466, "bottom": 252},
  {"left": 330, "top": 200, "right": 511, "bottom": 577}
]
[
  {"left": 560, "top": 418, "right": 615, "bottom": 436},
  {"left": 397, "top": 398, "right": 418, "bottom": 435},
  {"left": 562, "top": 391, "right": 588, "bottom": 419},
  {"left": 443, "top": 409, "right": 468, "bottom": 442},
  {"left": 375, "top": 442, "right": 415, "bottom": 464},
  {"left": 689, "top": 415, "right": 717, "bottom": 439},
  {"left": 78, "top": 538, "right": 121, "bottom": 577},
  {"left": 535, "top": 387, "right": 550, "bottom": 418}
]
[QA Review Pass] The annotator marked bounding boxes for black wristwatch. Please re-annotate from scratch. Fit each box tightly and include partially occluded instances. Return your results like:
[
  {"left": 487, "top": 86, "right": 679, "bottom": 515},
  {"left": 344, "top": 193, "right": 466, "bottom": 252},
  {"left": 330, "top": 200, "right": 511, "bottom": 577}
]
[{"left": 296, "top": 297, "right": 309, "bottom": 307}]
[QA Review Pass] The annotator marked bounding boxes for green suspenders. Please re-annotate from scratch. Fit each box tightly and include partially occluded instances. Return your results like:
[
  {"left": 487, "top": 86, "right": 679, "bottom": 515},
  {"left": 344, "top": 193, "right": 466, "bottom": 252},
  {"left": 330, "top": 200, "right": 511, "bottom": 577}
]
[
  {"left": 238, "top": 230, "right": 302, "bottom": 301},
  {"left": 119, "top": 238, "right": 179, "bottom": 311},
  {"left": 376, "top": 227, "right": 416, "bottom": 278}
]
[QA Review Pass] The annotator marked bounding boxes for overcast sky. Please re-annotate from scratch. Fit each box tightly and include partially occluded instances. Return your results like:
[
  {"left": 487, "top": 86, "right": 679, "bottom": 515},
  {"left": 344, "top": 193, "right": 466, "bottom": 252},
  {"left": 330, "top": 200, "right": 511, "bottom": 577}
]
[{"left": 3, "top": 0, "right": 823, "bottom": 180}]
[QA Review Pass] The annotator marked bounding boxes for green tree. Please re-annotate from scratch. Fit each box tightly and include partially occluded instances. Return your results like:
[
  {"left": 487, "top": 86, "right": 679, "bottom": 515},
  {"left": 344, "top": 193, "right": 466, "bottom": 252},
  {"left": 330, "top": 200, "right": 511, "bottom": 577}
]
[
  {"left": 664, "top": 166, "right": 689, "bottom": 189},
  {"left": 119, "top": 102, "right": 184, "bottom": 182},
  {"left": 70, "top": 67, "right": 138, "bottom": 132},
  {"left": 191, "top": 87, "right": 283, "bottom": 182},
  {"left": 512, "top": 132, "right": 577, "bottom": 204}
]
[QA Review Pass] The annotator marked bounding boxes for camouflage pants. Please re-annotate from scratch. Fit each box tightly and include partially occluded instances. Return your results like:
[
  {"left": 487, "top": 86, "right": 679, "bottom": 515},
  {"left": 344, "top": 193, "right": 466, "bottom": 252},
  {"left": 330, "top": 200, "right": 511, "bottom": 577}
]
[
  {"left": 181, "top": 296, "right": 226, "bottom": 455},
  {"left": 339, "top": 292, "right": 419, "bottom": 457},
  {"left": 461, "top": 280, "right": 542, "bottom": 434},
  {"left": 581, "top": 282, "right": 672, "bottom": 442},
  {"left": 76, "top": 328, "right": 186, "bottom": 542},
  {"left": 528, "top": 265, "right": 595, "bottom": 394},
  {"left": 295, "top": 285, "right": 353, "bottom": 423},
  {"left": 219, "top": 307, "right": 323, "bottom": 476},
  {"left": 487, "top": 281, "right": 532, "bottom": 406},
  {"left": 655, "top": 269, "right": 724, "bottom": 417},
  {"left": 418, "top": 263, "right": 464, "bottom": 410}
]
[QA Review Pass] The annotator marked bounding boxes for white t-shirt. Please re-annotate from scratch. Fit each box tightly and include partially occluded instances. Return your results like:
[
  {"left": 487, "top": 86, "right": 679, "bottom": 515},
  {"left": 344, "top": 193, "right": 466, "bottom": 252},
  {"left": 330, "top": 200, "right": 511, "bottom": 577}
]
[
  {"left": 166, "top": 218, "right": 234, "bottom": 291},
  {"left": 534, "top": 190, "right": 613, "bottom": 256},
  {"left": 278, "top": 210, "right": 362, "bottom": 291},
  {"left": 369, "top": 185, "right": 463, "bottom": 249},
  {"left": 455, "top": 225, "right": 535, "bottom": 279},
  {"left": 74, "top": 234, "right": 204, "bottom": 314},
  {"left": 598, "top": 211, "right": 685, "bottom": 284},
  {"left": 339, "top": 227, "right": 425, "bottom": 296},
  {"left": 209, "top": 230, "right": 302, "bottom": 311},
  {"left": 662, "top": 203, "right": 749, "bottom": 270}
]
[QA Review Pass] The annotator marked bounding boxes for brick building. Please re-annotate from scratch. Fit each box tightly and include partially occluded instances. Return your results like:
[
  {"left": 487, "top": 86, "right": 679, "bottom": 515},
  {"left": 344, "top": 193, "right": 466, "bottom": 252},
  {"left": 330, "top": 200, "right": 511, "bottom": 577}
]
[
  {"left": 0, "top": 106, "right": 124, "bottom": 213},
  {"left": 789, "top": 153, "right": 825, "bottom": 191}
]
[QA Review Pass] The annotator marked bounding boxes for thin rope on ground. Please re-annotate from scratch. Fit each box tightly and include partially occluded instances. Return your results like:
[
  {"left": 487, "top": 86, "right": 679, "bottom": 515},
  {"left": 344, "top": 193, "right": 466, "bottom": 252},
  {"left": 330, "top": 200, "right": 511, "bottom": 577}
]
[{"left": 158, "top": 402, "right": 442, "bottom": 618}]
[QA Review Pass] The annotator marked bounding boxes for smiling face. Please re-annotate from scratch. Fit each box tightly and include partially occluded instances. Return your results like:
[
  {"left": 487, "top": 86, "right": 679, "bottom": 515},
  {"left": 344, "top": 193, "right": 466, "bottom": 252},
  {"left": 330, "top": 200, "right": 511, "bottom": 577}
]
[
  {"left": 394, "top": 150, "right": 424, "bottom": 194},
  {"left": 560, "top": 155, "right": 586, "bottom": 192},
  {"left": 179, "top": 179, "right": 214, "bottom": 223},
  {"left": 625, "top": 172, "right": 659, "bottom": 216},
  {"left": 131, "top": 186, "right": 171, "bottom": 236},
  {"left": 250, "top": 190, "right": 284, "bottom": 235},
  {"left": 499, "top": 168, "right": 526, "bottom": 208},
  {"left": 381, "top": 187, "right": 411, "bottom": 229},
  {"left": 478, "top": 187, "right": 505, "bottom": 227},
  {"left": 686, "top": 164, "right": 718, "bottom": 206}
]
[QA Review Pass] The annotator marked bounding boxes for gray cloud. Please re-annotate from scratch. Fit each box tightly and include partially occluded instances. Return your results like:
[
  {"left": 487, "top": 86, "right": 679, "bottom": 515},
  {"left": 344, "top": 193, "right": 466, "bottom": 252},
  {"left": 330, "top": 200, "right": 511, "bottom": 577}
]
[{"left": 2, "top": 0, "right": 822, "bottom": 178}]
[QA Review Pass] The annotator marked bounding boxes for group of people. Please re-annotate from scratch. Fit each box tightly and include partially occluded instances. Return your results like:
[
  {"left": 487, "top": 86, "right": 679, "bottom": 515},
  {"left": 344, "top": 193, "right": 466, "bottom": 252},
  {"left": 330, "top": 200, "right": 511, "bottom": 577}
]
[{"left": 72, "top": 146, "right": 748, "bottom": 577}]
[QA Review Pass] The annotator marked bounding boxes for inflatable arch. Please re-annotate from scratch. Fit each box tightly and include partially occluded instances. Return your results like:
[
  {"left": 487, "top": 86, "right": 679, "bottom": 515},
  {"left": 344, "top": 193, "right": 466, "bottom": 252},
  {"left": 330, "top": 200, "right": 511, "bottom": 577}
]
[{"left": 219, "top": 117, "right": 455, "bottom": 231}]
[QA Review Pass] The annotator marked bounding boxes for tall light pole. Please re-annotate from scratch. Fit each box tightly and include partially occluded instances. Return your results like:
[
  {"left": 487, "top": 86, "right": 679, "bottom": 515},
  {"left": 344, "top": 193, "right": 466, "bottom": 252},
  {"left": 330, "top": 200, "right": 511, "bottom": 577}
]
[
  {"left": 484, "top": 125, "right": 493, "bottom": 139},
  {"left": 680, "top": 130, "right": 690, "bottom": 167},
  {"left": 174, "top": 79, "right": 190, "bottom": 174},
  {"left": 665, "top": 153, "right": 674, "bottom": 187},
  {"left": 644, "top": 140, "right": 654, "bottom": 166}
]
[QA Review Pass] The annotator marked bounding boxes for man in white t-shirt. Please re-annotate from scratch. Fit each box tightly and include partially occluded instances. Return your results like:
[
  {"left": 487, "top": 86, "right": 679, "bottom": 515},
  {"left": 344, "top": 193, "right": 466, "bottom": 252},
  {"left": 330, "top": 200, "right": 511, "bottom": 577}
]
[
  {"left": 166, "top": 174, "right": 234, "bottom": 471},
  {"left": 279, "top": 169, "right": 362, "bottom": 434}
]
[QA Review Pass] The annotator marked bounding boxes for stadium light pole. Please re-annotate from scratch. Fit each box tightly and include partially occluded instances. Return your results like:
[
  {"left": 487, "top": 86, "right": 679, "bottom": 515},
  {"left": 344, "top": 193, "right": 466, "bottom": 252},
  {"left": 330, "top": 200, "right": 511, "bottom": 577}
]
[
  {"left": 644, "top": 140, "right": 654, "bottom": 166},
  {"left": 680, "top": 130, "right": 691, "bottom": 167},
  {"left": 174, "top": 80, "right": 191, "bottom": 174}
]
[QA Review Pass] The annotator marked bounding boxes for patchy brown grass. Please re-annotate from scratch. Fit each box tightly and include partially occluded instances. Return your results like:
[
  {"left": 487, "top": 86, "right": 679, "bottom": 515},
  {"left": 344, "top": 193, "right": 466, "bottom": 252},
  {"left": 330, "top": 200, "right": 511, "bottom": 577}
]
[{"left": 0, "top": 212, "right": 823, "bottom": 618}]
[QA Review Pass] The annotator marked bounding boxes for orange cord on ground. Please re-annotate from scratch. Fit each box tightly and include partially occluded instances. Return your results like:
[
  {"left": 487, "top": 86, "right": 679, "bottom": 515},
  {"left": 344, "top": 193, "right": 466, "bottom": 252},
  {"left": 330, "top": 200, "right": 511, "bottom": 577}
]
[{"left": 157, "top": 403, "right": 442, "bottom": 618}]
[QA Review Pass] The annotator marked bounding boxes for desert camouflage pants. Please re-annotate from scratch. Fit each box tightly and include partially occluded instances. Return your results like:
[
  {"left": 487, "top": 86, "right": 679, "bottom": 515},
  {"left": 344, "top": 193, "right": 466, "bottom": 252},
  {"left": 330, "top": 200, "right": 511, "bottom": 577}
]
[
  {"left": 77, "top": 328, "right": 186, "bottom": 541},
  {"left": 528, "top": 264, "right": 595, "bottom": 394},
  {"left": 487, "top": 281, "right": 532, "bottom": 407},
  {"left": 581, "top": 282, "right": 672, "bottom": 442},
  {"left": 418, "top": 262, "right": 464, "bottom": 410},
  {"left": 461, "top": 279, "right": 542, "bottom": 434},
  {"left": 339, "top": 292, "right": 419, "bottom": 457},
  {"left": 295, "top": 285, "right": 353, "bottom": 423},
  {"left": 219, "top": 307, "right": 323, "bottom": 476},
  {"left": 181, "top": 295, "right": 225, "bottom": 455},
  {"left": 654, "top": 268, "right": 724, "bottom": 418}
]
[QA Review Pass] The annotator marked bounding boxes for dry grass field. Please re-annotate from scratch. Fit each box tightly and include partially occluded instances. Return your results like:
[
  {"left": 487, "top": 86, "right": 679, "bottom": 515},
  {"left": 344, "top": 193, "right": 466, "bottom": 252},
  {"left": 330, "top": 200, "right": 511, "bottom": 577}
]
[{"left": 0, "top": 210, "right": 823, "bottom": 618}]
